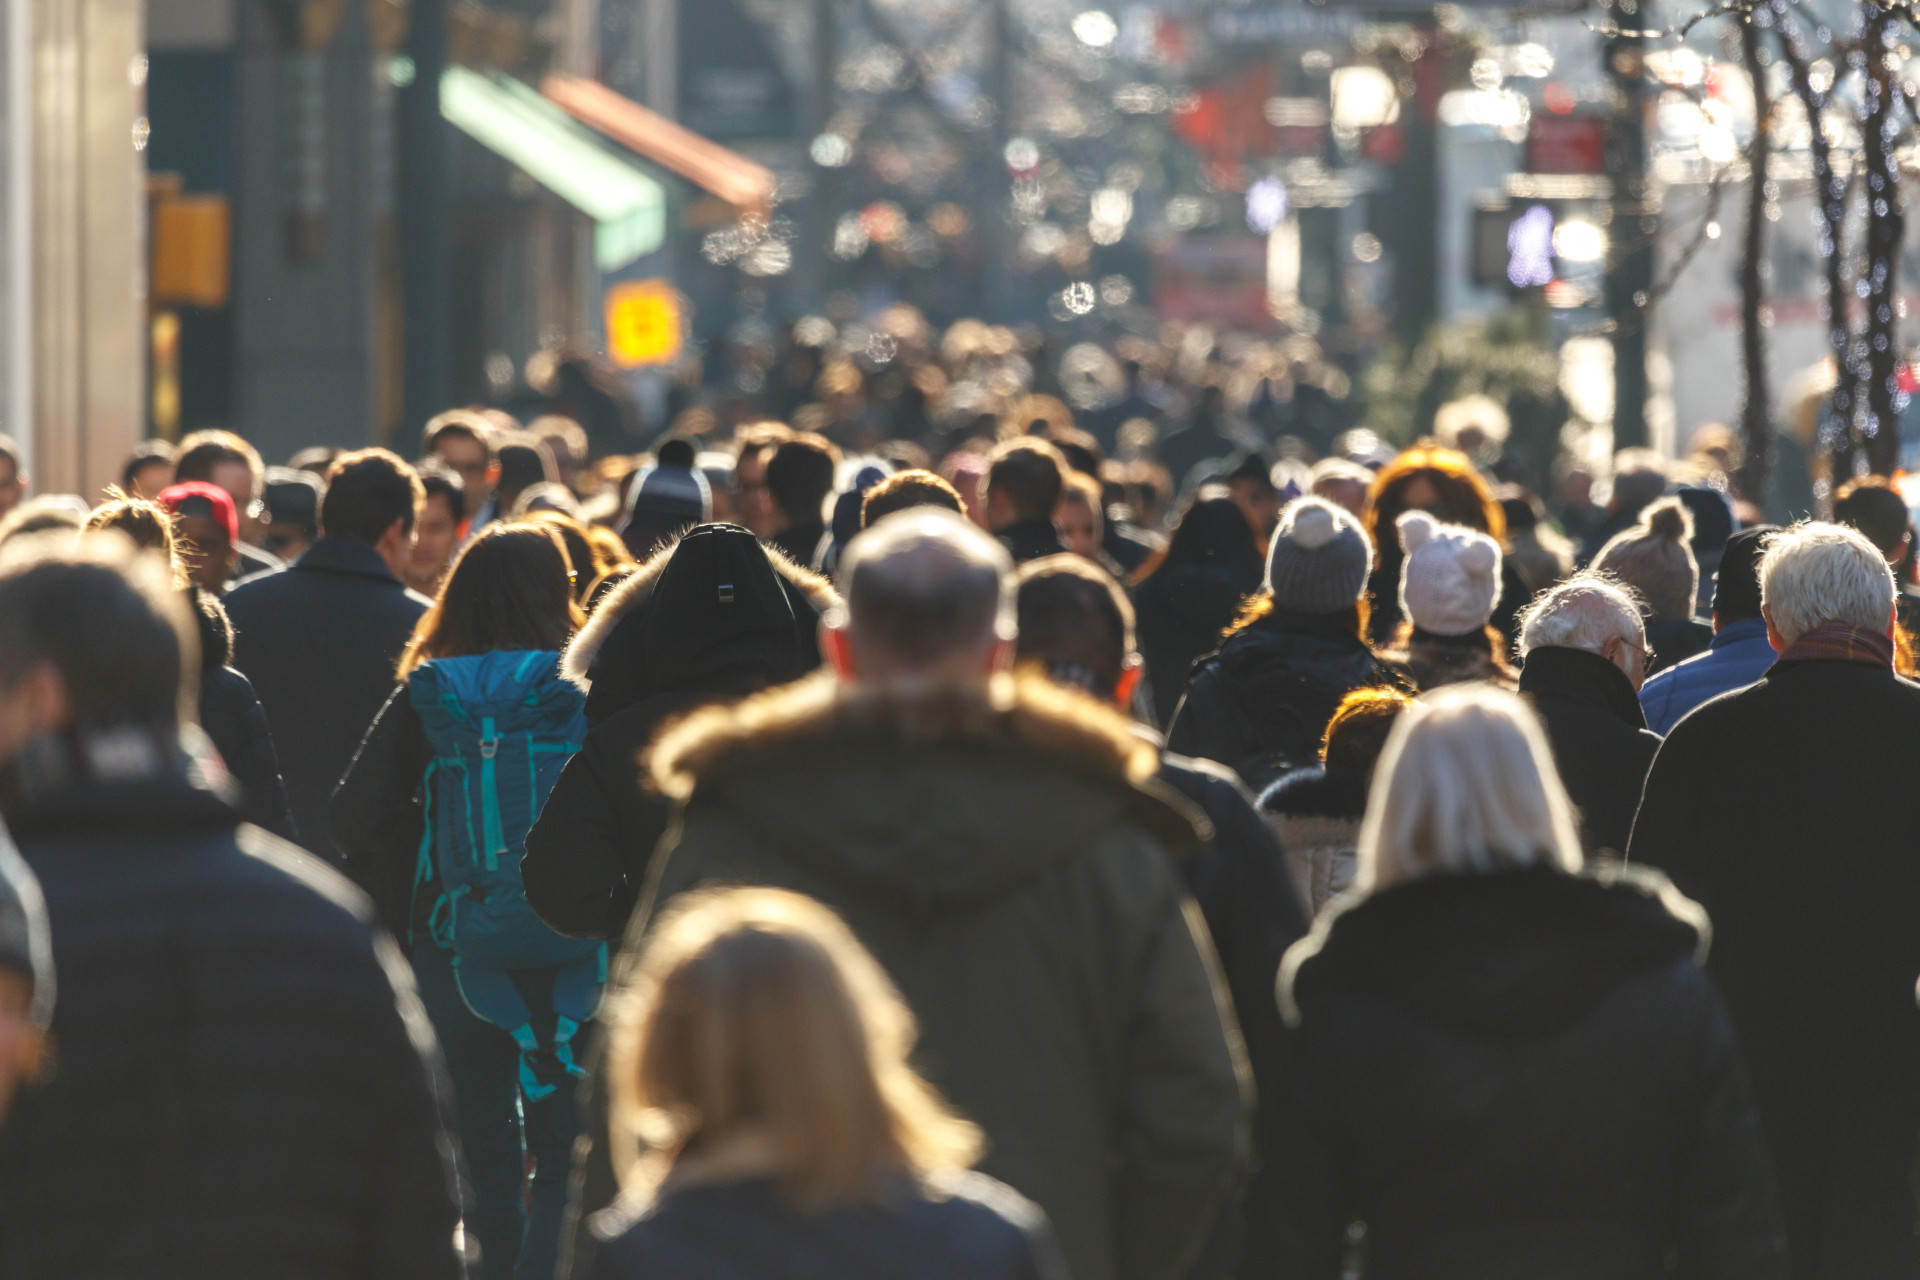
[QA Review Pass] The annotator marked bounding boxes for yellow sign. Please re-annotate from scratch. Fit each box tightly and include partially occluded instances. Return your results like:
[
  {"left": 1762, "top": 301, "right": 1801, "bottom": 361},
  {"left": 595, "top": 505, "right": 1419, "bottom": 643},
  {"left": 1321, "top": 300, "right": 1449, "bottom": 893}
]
[{"left": 604, "top": 279, "right": 683, "bottom": 368}]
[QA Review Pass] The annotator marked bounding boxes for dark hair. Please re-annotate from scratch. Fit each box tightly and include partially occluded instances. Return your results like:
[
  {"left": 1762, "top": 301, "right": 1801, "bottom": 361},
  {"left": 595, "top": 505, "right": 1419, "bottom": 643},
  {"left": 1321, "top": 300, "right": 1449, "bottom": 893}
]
[
  {"left": 1047, "top": 428, "right": 1104, "bottom": 479},
  {"left": 174, "top": 429, "right": 264, "bottom": 492},
  {"left": 1224, "top": 453, "right": 1275, "bottom": 494},
  {"left": 322, "top": 448, "right": 425, "bottom": 545},
  {"left": 1833, "top": 476, "right": 1911, "bottom": 560},
  {"left": 1014, "top": 555, "right": 1134, "bottom": 694},
  {"left": 495, "top": 439, "right": 557, "bottom": 503},
  {"left": 122, "top": 440, "right": 176, "bottom": 491},
  {"left": 417, "top": 462, "right": 467, "bottom": 524},
  {"left": 1162, "top": 494, "right": 1263, "bottom": 575},
  {"left": 861, "top": 469, "right": 964, "bottom": 528},
  {"left": 0, "top": 434, "right": 20, "bottom": 474},
  {"left": 398, "top": 523, "right": 583, "bottom": 677},
  {"left": 422, "top": 410, "right": 496, "bottom": 461},
  {"left": 655, "top": 436, "right": 698, "bottom": 469},
  {"left": 85, "top": 495, "right": 179, "bottom": 560},
  {"left": 1322, "top": 686, "right": 1411, "bottom": 775},
  {"left": 766, "top": 434, "right": 841, "bottom": 526},
  {"left": 987, "top": 440, "right": 1067, "bottom": 522},
  {"left": 0, "top": 542, "right": 192, "bottom": 734}
]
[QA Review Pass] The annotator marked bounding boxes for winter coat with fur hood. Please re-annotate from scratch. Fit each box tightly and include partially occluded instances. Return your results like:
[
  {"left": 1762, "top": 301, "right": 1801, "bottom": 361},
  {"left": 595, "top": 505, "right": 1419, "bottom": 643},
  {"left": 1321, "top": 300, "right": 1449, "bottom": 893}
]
[
  {"left": 564, "top": 673, "right": 1251, "bottom": 1280},
  {"left": 1258, "top": 765, "right": 1369, "bottom": 917},
  {"left": 1274, "top": 863, "right": 1786, "bottom": 1280},
  {"left": 523, "top": 526, "right": 839, "bottom": 940}
]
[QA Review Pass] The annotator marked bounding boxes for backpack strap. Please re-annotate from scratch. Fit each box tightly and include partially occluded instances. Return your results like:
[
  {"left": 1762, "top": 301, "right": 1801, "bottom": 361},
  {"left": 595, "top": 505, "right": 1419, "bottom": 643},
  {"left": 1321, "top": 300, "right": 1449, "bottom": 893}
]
[{"left": 478, "top": 715, "right": 504, "bottom": 871}]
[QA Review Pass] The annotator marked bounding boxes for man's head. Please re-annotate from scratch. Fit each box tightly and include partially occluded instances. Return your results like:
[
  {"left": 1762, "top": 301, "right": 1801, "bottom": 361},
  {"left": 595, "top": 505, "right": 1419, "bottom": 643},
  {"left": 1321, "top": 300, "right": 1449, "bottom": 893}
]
[
  {"left": 422, "top": 411, "right": 496, "bottom": 505},
  {"left": 173, "top": 430, "right": 265, "bottom": 544},
  {"left": 1831, "top": 476, "right": 1913, "bottom": 567},
  {"left": 1518, "top": 573, "right": 1649, "bottom": 689},
  {"left": 765, "top": 434, "right": 841, "bottom": 533},
  {"left": 0, "top": 841, "right": 52, "bottom": 1121},
  {"left": 261, "top": 466, "right": 321, "bottom": 563},
  {"left": 1054, "top": 470, "right": 1105, "bottom": 562},
  {"left": 983, "top": 439, "right": 1067, "bottom": 533},
  {"left": 0, "top": 437, "right": 26, "bottom": 519},
  {"left": 825, "top": 507, "right": 1015, "bottom": 683},
  {"left": 1013, "top": 554, "right": 1140, "bottom": 707},
  {"left": 492, "top": 438, "right": 556, "bottom": 519},
  {"left": 1710, "top": 525, "right": 1776, "bottom": 628},
  {"left": 321, "top": 449, "right": 425, "bottom": 581},
  {"left": 1224, "top": 454, "right": 1280, "bottom": 544},
  {"left": 1308, "top": 458, "right": 1373, "bottom": 517},
  {"left": 528, "top": 415, "right": 588, "bottom": 490},
  {"left": 121, "top": 440, "right": 175, "bottom": 500},
  {"left": 860, "top": 469, "right": 963, "bottom": 529},
  {"left": 1758, "top": 521, "right": 1896, "bottom": 649},
  {"left": 1607, "top": 448, "right": 1668, "bottom": 516},
  {"left": 0, "top": 534, "right": 195, "bottom": 768},
  {"left": 731, "top": 422, "right": 795, "bottom": 537},
  {"left": 409, "top": 463, "right": 465, "bottom": 596},
  {"left": 158, "top": 481, "right": 240, "bottom": 592}
]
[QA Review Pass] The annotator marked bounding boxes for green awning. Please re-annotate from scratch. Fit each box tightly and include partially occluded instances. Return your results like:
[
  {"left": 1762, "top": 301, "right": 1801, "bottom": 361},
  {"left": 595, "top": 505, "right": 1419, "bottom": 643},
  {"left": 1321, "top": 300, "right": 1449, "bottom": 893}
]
[{"left": 441, "top": 66, "right": 666, "bottom": 270}]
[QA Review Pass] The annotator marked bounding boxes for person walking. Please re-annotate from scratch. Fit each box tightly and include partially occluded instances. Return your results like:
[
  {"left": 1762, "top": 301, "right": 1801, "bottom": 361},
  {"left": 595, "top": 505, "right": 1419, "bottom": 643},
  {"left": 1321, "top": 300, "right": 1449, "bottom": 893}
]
[
  {"left": 566, "top": 508, "right": 1248, "bottom": 1280},
  {"left": 1629, "top": 521, "right": 1920, "bottom": 1278},
  {"left": 524, "top": 524, "right": 837, "bottom": 940},
  {"left": 1132, "top": 495, "right": 1266, "bottom": 727},
  {"left": 0, "top": 538, "right": 462, "bottom": 1278},
  {"left": 1379, "top": 511, "right": 1514, "bottom": 690},
  {"left": 983, "top": 439, "right": 1070, "bottom": 564},
  {"left": 224, "top": 448, "right": 430, "bottom": 862},
  {"left": 1638, "top": 525, "right": 1779, "bottom": 733},
  {"left": 588, "top": 888, "right": 1065, "bottom": 1280},
  {"left": 1275, "top": 685, "right": 1786, "bottom": 1280},
  {"left": 1594, "top": 498, "right": 1714, "bottom": 675},
  {"left": 1514, "top": 575, "right": 1662, "bottom": 855},
  {"left": 1169, "top": 496, "right": 1399, "bottom": 793},
  {"left": 333, "top": 522, "right": 599, "bottom": 1280}
]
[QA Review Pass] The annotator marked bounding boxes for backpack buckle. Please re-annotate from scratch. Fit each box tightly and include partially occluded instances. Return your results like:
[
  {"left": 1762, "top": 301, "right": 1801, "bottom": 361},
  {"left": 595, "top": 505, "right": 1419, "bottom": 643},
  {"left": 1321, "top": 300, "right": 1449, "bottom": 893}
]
[
  {"left": 480, "top": 737, "right": 499, "bottom": 759},
  {"left": 718, "top": 582, "right": 734, "bottom": 604}
]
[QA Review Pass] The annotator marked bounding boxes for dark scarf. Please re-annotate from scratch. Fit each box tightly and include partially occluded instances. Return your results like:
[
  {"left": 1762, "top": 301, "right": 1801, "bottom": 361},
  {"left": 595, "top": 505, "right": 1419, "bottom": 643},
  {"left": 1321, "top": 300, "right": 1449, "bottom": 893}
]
[{"left": 1775, "top": 622, "right": 1894, "bottom": 669}]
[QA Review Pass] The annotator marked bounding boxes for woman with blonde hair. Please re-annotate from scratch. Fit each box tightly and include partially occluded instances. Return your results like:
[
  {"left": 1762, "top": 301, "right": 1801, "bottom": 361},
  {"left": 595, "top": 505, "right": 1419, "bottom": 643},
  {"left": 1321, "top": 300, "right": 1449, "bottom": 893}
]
[
  {"left": 591, "top": 887, "right": 1062, "bottom": 1279},
  {"left": 1273, "top": 685, "right": 1786, "bottom": 1279}
]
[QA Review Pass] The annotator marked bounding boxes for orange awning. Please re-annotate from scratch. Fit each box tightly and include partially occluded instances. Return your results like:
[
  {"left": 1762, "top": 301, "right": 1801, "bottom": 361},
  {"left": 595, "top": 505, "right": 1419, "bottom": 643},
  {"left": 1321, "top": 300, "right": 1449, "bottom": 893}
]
[{"left": 541, "top": 74, "right": 778, "bottom": 212}]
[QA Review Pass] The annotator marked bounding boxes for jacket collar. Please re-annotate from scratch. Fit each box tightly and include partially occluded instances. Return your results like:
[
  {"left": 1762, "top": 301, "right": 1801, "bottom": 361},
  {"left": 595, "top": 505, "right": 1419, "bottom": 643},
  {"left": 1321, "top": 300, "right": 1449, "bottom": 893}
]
[
  {"left": 1709, "top": 615, "right": 1770, "bottom": 650},
  {"left": 1518, "top": 644, "right": 1648, "bottom": 729},
  {"left": 294, "top": 537, "right": 403, "bottom": 585},
  {"left": 5, "top": 729, "right": 237, "bottom": 843}
]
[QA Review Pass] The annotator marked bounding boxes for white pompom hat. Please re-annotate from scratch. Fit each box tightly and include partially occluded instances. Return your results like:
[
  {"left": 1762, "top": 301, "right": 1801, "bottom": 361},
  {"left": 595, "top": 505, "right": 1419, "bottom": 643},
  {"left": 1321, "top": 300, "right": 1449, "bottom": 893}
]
[{"left": 1396, "top": 510, "right": 1502, "bottom": 637}]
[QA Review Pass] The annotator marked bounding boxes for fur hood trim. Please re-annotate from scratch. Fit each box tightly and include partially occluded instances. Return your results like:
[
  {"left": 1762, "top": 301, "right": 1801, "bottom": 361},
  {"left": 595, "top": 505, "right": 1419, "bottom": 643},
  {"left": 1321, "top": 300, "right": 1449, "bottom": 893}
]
[
  {"left": 652, "top": 669, "right": 1164, "bottom": 802},
  {"left": 561, "top": 533, "right": 839, "bottom": 691}
]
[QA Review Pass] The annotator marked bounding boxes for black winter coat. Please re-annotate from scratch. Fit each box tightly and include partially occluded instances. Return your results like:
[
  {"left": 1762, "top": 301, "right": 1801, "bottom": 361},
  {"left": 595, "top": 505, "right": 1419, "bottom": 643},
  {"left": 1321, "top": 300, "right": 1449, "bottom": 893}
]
[
  {"left": 1517, "top": 645, "right": 1662, "bottom": 855},
  {"left": 1274, "top": 864, "right": 1787, "bottom": 1280},
  {"left": 1628, "top": 658, "right": 1920, "bottom": 1279},
  {"left": 0, "top": 768, "right": 462, "bottom": 1279},
  {"left": 224, "top": 538, "right": 430, "bottom": 862},
  {"left": 192, "top": 588, "right": 296, "bottom": 839},
  {"left": 1134, "top": 562, "right": 1258, "bottom": 728},
  {"left": 524, "top": 526, "right": 837, "bottom": 940},
  {"left": 1157, "top": 750, "right": 1308, "bottom": 1280},
  {"left": 588, "top": 1174, "right": 1064, "bottom": 1280},
  {"left": 1168, "top": 609, "right": 1397, "bottom": 793},
  {"left": 997, "top": 518, "right": 1067, "bottom": 565},
  {"left": 330, "top": 688, "right": 433, "bottom": 942}
]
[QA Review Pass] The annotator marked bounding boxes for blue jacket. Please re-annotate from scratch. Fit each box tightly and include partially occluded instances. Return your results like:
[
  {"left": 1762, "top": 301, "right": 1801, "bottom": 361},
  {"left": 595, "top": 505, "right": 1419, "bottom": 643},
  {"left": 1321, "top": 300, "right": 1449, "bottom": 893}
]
[{"left": 1639, "top": 616, "right": 1776, "bottom": 734}]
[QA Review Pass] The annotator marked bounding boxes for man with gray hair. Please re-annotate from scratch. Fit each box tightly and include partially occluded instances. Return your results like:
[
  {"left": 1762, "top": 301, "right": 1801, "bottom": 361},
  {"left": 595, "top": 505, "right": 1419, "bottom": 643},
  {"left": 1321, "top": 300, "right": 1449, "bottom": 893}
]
[
  {"left": 563, "top": 507, "right": 1249, "bottom": 1280},
  {"left": 1630, "top": 521, "right": 1920, "bottom": 1278},
  {"left": 1514, "top": 573, "right": 1662, "bottom": 854}
]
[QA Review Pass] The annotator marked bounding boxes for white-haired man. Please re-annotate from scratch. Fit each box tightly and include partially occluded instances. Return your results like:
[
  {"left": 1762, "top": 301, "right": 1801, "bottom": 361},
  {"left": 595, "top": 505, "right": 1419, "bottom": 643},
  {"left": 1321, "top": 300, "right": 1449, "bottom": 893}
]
[
  {"left": 1514, "top": 573, "right": 1663, "bottom": 854},
  {"left": 1629, "top": 521, "right": 1920, "bottom": 1279},
  {"left": 564, "top": 508, "right": 1249, "bottom": 1280}
]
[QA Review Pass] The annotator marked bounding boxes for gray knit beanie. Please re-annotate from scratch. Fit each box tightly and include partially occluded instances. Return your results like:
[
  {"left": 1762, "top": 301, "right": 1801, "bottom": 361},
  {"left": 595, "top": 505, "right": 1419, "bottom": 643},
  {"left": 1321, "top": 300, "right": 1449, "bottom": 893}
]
[{"left": 1265, "top": 496, "right": 1373, "bottom": 615}]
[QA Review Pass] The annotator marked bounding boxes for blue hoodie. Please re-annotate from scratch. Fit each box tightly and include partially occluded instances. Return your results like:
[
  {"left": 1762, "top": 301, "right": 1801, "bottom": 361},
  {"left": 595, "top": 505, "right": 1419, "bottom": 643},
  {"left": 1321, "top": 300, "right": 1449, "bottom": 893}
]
[{"left": 1639, "top": 615, "right": 1776, "bottom": 734}]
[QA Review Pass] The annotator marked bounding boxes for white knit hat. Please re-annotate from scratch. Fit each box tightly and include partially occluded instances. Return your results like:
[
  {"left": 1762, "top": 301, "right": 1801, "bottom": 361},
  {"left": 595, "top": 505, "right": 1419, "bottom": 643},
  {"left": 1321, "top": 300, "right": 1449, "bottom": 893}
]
[{"left": 1397, "top": 510, "right": 1501, "bottom": 637}]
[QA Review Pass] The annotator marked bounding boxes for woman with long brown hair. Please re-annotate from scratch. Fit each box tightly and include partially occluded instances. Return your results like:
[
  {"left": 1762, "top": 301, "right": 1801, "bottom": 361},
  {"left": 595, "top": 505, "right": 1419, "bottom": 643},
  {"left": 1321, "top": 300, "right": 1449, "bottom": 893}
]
[
  {"left": 334, "top": 522, "right": 592, "bottom": 1280},
  {"left": 1362, "top": 444, "right": 1530, "bottom": 645}
]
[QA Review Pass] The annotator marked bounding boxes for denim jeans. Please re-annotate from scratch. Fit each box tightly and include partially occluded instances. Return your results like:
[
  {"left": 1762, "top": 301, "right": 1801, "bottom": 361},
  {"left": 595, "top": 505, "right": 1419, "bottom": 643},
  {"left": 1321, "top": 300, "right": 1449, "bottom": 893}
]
[{"left": 412, "top": 940, "right": 583, "bottom": 1280}]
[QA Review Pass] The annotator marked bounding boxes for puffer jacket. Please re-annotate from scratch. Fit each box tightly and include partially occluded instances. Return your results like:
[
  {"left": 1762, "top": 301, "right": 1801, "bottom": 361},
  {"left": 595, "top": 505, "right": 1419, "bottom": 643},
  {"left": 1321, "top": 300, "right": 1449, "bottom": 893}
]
[
  {"left": 1273, "top": 863, "right": 1786, "bottom": 1280},
  {"left": 524, "top": 526, "right": 839, "bottom": 940},
  {"left": 1258, "top": 766, "right": 1369, "bottom": 917},
  {"left": 588, "top": 1172, "right": 1065, "bottom": 1280},
  {"left": 565, "top": 673, "right": 1250, "bottom": 1280},
  {"left": 1168, "top": 607, "right": 1399, "bottom": 793},
  {"left": 0, "top": 760, "right": 462, "bottom": 1279}
]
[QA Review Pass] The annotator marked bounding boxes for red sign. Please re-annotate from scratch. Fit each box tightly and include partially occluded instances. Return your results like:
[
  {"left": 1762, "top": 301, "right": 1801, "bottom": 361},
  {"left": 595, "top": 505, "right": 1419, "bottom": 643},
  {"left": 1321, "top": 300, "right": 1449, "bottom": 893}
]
[
  {"left": 1525, "top": 115, "right": 1607, "bottom": 175},
  {"left": 1153, "top": 236, "right": 1273, "bottom": 328}
]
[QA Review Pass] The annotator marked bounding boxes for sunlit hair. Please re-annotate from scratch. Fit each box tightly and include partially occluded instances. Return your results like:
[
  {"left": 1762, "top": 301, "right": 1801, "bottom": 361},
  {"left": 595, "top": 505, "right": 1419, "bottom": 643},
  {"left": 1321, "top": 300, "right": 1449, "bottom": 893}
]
[
  {"left": 85, "top": 491, "right": 180, "bottom": 564},
  {"left": 1356, "top": 685, "right": 1582, "bottom": 892},
  {"left": 1516, "top": 573, "right": 1644, "bottom": 659},
  {"left": 1363, "top": 444, "right": 1506, "bottom": 558},
  {"left": 604, "top": 888, "right": 983, "bottom": 1211},
  {"left": 397, "top": 522, "right": 584, "bottom": 678},
  {"left": 1759, "top": 520, "right": 1896, "bottom": 646},
  {"left": 1321, "top": 685, "right": 1412, "bottom": 773}
]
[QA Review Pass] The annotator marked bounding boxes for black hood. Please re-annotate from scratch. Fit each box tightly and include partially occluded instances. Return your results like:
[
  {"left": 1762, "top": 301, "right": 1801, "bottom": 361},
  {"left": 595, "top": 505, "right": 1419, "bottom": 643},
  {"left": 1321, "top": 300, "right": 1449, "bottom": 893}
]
[
  {"left": 565, "top": 525, "right": 840, "bottom": 725},
  {"left": 1257, "top": 764, "right": 1369, "bottom": 820},
  {"left": 1281, "top": 863, "right": 1707, "bottom": 1037}
]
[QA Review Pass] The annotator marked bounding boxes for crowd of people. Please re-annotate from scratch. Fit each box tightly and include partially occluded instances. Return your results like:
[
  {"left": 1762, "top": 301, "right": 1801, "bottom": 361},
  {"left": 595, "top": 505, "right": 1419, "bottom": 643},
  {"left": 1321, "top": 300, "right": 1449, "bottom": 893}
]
[{"left": 0, "top": 318, "right": 1916, "bottom": 1280}]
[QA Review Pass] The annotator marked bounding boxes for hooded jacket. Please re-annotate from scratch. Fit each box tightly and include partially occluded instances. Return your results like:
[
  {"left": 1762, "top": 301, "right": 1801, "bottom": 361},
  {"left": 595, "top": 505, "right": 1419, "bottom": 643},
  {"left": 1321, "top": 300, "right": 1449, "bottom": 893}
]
[
  {"left": 192, "top": 588, "right": 297, "bottom": 840},
  {"left": 565, "top": 673, "right": 1250, "bottom": 1280},
  {"left": 1168, "top": 607, "right": 1399, "bottom": 793},
  {"left": 1258, "top": 765, "right": 1370, "bottom": 917},
  {"left": 523, "top": 527, "right": 839, "bottom": 940},
  {"left": 1517, "top": 645, "right": 1662, "bottom": 856},
  {"left": 1274, "top": 863, "right": 1786, "bottom": 1280}
]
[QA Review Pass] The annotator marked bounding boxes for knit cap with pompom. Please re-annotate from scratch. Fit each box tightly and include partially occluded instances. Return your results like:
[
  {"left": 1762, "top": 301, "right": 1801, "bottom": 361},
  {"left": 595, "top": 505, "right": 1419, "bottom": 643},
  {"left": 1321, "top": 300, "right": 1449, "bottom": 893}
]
[
  {"left": 1396, "top": 510, "right": 1503, "bottom": 637},
  {"left": 1594, "top": 496, "right": 1699, "bottom": 622},
  {"left": 1265, "top": 496, "right": 1373, "bottom": 616}
]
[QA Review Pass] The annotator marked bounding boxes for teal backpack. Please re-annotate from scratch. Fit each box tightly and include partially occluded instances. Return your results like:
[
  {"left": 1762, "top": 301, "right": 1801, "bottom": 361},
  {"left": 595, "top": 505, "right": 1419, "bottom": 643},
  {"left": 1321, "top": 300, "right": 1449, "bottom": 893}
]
[{"left": 409, "top": 650, "right": 603, "bottom": 1097}]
